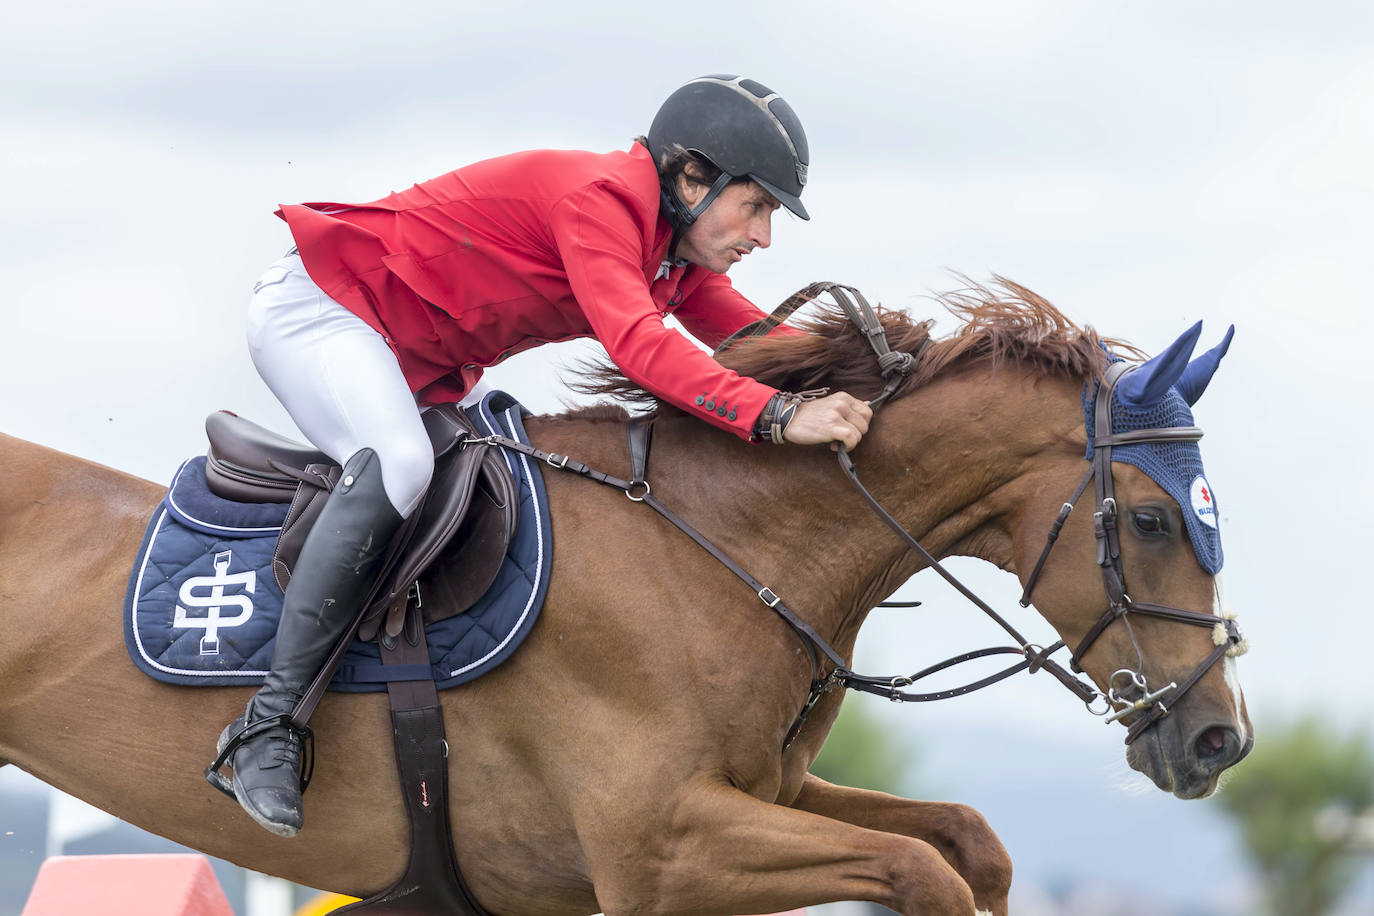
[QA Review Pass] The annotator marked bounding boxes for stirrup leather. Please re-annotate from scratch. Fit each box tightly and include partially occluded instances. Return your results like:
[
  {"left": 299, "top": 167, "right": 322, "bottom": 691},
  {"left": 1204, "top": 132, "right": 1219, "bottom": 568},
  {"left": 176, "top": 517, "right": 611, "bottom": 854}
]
[{"left": 204, "top": 714, "right": 316, "bottom": 799}]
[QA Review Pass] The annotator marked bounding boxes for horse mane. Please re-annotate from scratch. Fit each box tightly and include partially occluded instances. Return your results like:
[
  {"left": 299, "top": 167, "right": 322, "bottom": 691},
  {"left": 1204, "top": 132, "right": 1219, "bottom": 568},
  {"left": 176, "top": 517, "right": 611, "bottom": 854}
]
[{"left": 567, "top": 276, "right": 1141, "bottom": 409}]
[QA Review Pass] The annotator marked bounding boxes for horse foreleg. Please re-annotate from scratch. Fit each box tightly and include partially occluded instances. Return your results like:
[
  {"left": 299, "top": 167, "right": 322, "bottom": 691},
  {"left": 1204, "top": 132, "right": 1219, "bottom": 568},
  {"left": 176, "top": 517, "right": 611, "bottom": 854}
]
[
  {"left": 581, "top": 781, "right": 978, "bottom": 916},
  {"left": 790, "top": 774, "right": 1011, "bottom": 916}
]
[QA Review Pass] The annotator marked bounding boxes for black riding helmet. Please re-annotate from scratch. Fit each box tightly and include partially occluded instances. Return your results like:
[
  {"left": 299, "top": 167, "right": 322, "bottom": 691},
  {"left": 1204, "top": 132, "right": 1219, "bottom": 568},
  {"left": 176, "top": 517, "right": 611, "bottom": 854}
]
[{"left": 648, "top": 75, "right": 810, "bottom": 231}]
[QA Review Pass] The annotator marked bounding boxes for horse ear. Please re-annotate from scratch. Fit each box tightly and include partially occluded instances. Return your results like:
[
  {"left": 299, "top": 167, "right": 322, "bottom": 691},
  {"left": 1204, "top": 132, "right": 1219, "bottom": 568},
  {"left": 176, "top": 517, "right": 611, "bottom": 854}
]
[
  {"left": 1175, "top": 325, "right": 1235, "bottom": 406},
  {"left": 1116, "top": 321, "right": 1204, "bottom": 408}
]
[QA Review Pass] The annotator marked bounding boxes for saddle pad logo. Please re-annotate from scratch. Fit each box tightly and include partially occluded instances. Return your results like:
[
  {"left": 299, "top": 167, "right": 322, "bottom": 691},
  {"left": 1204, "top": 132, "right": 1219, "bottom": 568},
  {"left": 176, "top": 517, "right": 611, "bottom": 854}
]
[
  {"left": 1190, "top": 476, "right": 1218, "bottom": 529},
  {"left": 172, "top": 549, "right": 256, "bottom": 656}
]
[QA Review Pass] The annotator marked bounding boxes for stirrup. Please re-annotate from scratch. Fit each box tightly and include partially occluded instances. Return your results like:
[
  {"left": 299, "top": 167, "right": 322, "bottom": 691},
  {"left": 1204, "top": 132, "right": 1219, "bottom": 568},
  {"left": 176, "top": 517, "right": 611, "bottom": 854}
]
[{"left": 204, "top": 714, "right": 316, "bottom": 800}]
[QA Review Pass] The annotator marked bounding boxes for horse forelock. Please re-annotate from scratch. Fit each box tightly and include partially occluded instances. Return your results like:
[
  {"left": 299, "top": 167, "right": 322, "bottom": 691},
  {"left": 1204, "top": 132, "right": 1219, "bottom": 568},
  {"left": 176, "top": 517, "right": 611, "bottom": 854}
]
[{"left": 567, "top": 276, "right": 1140, "bottom": 409}]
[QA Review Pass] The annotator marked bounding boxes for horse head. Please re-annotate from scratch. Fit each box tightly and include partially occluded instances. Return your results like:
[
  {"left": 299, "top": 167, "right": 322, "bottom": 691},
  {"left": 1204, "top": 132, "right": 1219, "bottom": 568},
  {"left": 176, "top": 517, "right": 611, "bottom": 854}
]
[
  {"left": 1006, "top": 318, "right": 1251, "bottom": 799},
  {"left": 713, "top": 279, "right": 1252, "bottom": 799}
]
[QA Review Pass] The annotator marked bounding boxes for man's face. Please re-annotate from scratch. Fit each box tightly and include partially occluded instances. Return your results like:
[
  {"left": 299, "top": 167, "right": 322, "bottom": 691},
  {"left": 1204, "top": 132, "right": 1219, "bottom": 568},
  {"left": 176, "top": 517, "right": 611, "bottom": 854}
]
[{"left": 674, "top": 178, "right": 779, "bottom": 274}]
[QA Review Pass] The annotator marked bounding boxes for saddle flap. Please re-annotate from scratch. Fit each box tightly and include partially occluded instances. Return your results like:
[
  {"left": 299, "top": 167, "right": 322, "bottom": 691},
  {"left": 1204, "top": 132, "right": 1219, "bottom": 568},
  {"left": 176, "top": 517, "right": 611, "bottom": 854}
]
[
  {"left": 370, "top": 442, "right": 490, "bottom": 611},
  {"left": 369, "top": 405, "right": 519, "bottom": 623},
  {"left": 417, "top": 450, "right": 520, "bottom": 624}
]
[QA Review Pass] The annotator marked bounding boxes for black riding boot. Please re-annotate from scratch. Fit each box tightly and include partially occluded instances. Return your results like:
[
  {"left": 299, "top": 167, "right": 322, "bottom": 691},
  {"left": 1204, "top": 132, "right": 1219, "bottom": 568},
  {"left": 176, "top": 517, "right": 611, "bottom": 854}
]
[{"left": 215, "top": 448, "right": 404, "bottom": 836}]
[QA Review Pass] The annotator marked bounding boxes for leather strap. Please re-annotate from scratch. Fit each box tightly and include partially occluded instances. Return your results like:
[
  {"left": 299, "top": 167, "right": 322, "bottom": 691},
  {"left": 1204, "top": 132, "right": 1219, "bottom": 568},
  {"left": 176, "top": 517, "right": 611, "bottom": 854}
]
[
  {"left": 713, "top": 281, "right": 833, "bottom": 354},
  {"left": 627, "top": 417, "right": 654, "bottom": 486},
  {"left": 333, "top": 599, "right": 489, "bottom": 916},
  {"left": 466, "top": 432, "right": 849, "bottom": 676},
  {"left": 712, "top": 282, "right": 924, "bottom": 407}
]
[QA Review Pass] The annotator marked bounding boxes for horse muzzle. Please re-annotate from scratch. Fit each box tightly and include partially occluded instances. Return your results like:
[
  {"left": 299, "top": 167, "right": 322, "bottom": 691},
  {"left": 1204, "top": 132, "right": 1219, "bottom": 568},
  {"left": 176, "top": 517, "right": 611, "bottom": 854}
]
[{"left": 1126, "top": 717, "right": 1251, "bottom": 799}]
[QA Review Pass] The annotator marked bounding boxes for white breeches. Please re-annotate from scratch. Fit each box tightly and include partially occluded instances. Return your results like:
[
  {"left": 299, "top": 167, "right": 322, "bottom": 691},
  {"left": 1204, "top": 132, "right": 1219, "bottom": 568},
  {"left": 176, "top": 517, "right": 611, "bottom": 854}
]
[{"left": 245, "top": 252, "right": 435, "bottom": 518}]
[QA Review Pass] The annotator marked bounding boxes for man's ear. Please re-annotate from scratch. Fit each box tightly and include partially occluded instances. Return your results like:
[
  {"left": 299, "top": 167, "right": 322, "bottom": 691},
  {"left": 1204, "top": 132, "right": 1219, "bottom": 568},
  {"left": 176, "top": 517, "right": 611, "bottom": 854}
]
[{"left": 676, "top": 170, "right": 708, "bottom": 209}]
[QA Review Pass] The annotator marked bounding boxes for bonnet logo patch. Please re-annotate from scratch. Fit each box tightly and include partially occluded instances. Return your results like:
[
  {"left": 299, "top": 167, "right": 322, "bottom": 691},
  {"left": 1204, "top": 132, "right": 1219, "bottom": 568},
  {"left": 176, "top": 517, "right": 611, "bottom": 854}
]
[{"left": 1190, "top": 476, "right": 1218, "bottom": 529}]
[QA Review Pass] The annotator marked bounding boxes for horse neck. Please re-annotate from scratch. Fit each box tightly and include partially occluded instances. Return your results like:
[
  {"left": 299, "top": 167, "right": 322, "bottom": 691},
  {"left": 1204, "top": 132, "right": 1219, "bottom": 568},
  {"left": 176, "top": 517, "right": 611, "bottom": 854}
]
[{"left": 643, "top": 368, "right": 1083, "bottom": 658}]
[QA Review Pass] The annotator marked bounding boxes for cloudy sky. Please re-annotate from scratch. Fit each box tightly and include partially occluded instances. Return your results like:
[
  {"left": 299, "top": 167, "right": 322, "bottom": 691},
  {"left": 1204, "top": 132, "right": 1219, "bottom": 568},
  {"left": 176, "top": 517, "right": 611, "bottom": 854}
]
[{"left": 2, "top": 0, "right": 1371, "bottom": 910}]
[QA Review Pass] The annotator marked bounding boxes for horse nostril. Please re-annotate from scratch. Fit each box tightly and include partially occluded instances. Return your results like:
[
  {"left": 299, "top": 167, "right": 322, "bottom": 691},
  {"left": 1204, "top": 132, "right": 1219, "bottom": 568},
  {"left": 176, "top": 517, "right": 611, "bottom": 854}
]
[{"left": 1195, "top": 725, "right": 1236, "bottom": 762}]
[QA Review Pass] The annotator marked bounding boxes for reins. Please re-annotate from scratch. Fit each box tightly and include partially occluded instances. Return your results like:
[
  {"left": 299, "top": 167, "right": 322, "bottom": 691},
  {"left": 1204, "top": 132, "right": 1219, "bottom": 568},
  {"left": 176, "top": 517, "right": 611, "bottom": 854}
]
[
  {"left": 715, "top": 283, "right": 1246, "bottom": 744},
  {"left": 468, "top": 283, "right": 1244, "bottom": 748}
]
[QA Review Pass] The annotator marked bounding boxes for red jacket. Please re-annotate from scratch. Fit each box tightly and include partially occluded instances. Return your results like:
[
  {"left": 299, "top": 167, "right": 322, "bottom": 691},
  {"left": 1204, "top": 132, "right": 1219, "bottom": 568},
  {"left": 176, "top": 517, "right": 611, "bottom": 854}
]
[{"left": 276, "top": 144, "right": 778, "bottom": 439}]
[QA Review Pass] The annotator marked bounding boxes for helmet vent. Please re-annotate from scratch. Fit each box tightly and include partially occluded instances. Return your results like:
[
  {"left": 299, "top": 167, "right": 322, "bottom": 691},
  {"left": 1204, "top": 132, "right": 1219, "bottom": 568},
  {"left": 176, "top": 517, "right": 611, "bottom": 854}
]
[{"left": 739, "top": 78, "right": 773, "bottom": 99}]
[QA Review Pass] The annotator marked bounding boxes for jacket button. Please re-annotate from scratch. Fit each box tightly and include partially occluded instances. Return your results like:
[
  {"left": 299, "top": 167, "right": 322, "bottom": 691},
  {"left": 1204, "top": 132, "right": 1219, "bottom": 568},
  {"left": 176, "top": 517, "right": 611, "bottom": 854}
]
[{"left": 695, "top": 392, "right": 707, "bottom": 406}]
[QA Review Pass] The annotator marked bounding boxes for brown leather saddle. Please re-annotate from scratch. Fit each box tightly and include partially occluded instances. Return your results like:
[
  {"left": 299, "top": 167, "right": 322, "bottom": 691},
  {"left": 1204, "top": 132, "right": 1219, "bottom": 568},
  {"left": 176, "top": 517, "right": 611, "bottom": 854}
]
[{"left": 203, "top": 403, "right": 519, "bottom": 635}]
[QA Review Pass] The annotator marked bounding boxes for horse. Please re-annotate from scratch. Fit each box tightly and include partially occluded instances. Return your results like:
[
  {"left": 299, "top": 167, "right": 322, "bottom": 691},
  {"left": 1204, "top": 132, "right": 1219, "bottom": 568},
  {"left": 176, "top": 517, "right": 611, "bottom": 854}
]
[{"left": 0, "top": 279, "right": 1251, "bottom": 915}]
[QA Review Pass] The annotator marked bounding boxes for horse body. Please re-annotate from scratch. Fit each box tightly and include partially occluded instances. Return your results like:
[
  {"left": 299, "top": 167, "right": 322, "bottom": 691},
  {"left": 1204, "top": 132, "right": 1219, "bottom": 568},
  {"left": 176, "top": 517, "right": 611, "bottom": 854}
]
[{"left": 0, "top": 293, "right": 1251, "bottom": 915}]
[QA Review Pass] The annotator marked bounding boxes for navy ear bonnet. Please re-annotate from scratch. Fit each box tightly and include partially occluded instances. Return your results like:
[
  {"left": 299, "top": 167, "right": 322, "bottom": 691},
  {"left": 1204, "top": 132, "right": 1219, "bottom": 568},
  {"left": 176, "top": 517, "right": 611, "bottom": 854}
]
[{"left": 1083, "top": 321, "right": 1234, "bottom": 574}]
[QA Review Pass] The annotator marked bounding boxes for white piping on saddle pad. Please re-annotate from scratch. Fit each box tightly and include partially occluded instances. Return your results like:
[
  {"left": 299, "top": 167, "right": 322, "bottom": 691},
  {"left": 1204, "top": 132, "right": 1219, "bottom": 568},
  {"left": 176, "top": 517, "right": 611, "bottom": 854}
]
[{"left": 165, "top": 458, "right": 283, "bottom": 536}]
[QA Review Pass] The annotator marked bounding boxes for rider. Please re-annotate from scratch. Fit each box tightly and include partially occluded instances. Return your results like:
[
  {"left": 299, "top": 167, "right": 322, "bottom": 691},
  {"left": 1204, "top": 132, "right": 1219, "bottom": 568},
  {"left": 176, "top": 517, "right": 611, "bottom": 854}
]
[{"left": 217, "top": 74, "right": 873, "bottom": 836}]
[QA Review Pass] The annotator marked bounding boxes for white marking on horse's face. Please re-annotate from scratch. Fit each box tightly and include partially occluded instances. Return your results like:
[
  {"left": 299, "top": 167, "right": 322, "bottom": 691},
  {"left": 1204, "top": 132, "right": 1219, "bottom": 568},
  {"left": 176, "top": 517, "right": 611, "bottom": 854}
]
[{"left": 1213, "top": 577, "right": 1247, "bottom": 747}]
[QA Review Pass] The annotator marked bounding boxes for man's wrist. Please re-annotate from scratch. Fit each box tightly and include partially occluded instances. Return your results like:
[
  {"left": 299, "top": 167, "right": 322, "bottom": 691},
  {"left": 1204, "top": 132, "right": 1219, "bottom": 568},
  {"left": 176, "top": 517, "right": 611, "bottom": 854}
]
[{"left": 754, "top": 392, "right": 798, "bottom": 443}]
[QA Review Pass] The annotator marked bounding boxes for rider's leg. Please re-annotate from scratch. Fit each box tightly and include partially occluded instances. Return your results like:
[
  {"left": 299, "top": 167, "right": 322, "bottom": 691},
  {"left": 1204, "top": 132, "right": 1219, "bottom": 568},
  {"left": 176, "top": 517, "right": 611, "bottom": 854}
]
[{"left": 217, "top": 252, "right": 434, "bottom": 836}]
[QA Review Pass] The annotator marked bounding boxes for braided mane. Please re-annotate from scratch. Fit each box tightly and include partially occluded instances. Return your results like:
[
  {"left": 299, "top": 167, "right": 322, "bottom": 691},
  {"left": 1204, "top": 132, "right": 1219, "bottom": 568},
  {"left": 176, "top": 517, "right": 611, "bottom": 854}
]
[{"left": 570, "top": 276, "right": 1138, "bottom": 407}]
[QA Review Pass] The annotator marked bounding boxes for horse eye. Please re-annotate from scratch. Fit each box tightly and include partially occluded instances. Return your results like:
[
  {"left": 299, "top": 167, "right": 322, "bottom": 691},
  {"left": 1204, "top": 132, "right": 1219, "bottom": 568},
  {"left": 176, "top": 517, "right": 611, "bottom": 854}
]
[{"left": 1132, "top": 511, "right": 1166, "bottom": 535}]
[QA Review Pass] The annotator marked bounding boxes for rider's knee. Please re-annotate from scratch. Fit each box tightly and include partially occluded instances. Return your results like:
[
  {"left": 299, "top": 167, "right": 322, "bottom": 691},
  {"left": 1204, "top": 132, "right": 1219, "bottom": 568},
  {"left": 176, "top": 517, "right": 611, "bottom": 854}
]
[{"left": 367, "top": 436, "right": 434, "bottom": 519}]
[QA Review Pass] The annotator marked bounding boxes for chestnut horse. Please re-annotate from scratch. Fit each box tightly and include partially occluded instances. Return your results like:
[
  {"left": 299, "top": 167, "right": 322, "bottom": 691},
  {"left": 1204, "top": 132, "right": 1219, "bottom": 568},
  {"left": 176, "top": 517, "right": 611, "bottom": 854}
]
[{"left": 0, "top": 281, "right": 1250, "bottom": 915}]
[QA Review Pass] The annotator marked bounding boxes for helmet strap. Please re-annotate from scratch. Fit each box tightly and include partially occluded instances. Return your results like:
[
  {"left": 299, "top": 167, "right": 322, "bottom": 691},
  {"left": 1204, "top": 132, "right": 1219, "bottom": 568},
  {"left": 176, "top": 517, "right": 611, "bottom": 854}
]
[{"left": 662, "top": 171, "right": 734, "bottom": 231}]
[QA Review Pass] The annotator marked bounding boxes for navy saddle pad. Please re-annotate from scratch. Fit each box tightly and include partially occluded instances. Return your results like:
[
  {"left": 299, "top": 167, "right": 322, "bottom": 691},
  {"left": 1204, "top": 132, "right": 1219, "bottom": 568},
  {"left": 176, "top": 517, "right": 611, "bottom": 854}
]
[{"left": 124, "top": 391, "right": 551, "bottom": 692}]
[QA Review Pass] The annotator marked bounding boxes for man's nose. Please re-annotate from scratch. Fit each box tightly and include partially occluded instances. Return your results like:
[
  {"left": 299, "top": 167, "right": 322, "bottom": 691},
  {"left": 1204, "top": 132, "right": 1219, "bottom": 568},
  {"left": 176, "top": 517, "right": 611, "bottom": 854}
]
[{"left": 751, "top": 214, "right": 772, "bottom": 249}]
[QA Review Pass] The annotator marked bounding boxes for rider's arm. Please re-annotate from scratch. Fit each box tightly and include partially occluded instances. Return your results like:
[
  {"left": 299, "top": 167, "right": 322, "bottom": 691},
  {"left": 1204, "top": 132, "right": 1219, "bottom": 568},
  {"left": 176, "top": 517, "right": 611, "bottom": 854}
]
[{"left": 549, "top": 182, "right": 776, "bottom": 441}]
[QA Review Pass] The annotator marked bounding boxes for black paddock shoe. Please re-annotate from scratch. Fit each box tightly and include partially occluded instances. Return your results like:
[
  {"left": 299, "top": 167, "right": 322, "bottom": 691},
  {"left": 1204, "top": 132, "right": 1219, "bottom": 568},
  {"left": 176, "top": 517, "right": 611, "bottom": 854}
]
[{"left": 207, "top": 705, "right": 315, "bottom": 837}]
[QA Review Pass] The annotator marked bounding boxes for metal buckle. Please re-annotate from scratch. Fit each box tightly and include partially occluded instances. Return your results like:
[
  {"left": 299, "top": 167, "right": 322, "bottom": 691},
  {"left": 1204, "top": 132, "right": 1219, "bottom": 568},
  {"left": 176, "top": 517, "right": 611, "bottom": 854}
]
[
  {"left": 758, "top": 587, "right": 781, "bottom": 608},
  {"left": 545, "top": 452, "right": 569, "bottom": 469},
  {"left": 888, "top": 675, "right": 913, "bottom": 703}
]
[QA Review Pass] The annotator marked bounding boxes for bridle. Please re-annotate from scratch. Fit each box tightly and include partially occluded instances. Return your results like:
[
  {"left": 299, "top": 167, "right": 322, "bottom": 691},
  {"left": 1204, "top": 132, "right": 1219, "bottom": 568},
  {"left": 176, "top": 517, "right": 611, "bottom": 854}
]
[
  {"left": 471, "top": 283, "right": 1246, "bottom": 748},
  {"left": 1012, "top": 359, "right": 1245, "bottom": 743},
  {"left": 721, "top": 283, "right": 1246, "bottom": 745}
]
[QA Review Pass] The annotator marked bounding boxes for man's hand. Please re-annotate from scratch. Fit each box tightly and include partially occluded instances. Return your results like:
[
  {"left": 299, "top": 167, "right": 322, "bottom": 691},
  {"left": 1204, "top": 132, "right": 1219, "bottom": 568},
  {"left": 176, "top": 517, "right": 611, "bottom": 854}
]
[{"left": 784, "top": 392, "right": 872, "bottom": 451}]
